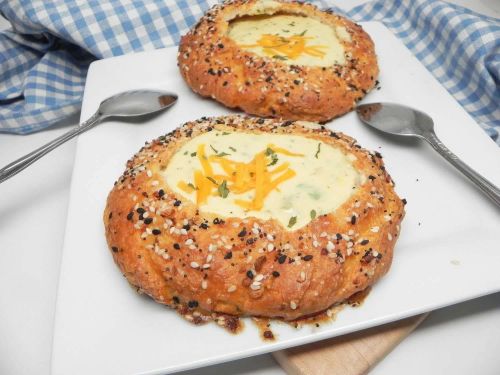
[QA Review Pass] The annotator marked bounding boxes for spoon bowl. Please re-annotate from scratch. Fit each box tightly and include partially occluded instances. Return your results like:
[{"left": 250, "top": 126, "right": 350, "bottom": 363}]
[
  {"left": 356, "top": 102, "right": 435, "bottom": 139},
  {"left": 98, "top": 90, "right": 177, "bottom": 119},
  {"left": 0, "top": 90, "right": 178, "bottom": 184},
  {"left": 356, "top": 102, "right": 500, "bottom": 207}
]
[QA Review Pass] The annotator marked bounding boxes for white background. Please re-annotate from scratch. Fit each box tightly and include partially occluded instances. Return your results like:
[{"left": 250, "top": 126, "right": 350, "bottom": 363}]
[{"left": 0, "top": 1, "right": 499, "bottom": 374}]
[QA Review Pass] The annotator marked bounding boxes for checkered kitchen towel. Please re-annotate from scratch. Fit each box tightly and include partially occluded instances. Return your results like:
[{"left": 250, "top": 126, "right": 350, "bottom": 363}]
[{"left": 1, "top": 0, "right": 499, "bottom": 144}]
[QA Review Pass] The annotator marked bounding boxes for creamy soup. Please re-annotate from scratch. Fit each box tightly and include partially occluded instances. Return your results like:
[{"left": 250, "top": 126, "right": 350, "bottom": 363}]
[
  {"left": 227, "top": 14, "right": 348, "bottom": 66},
  {"left": 163, "top": 131, "right": 364, "bottom": 230}
]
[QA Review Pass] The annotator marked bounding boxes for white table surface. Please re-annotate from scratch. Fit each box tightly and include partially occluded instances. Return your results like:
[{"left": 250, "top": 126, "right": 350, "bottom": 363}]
[{"left": 0, "top": 1, "right": 499, "bottom": 374}]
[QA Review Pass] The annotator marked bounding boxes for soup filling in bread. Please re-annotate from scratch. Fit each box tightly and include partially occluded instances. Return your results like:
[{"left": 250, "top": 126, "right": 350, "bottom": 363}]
[
  {"left": 165, "top": 130, "right": 365, "bottom": 229},
  {"left": 228, "top": 14, "right": 350, "bottom": 67}
]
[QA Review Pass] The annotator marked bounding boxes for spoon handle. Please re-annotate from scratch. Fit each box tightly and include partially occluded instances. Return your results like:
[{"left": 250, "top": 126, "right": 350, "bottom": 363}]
[
  {"left": 0, "top": 112, "right": 102, "bottom": 184},
  {"left": 425, "top": 132, "right": 500, "bottom": 207}
]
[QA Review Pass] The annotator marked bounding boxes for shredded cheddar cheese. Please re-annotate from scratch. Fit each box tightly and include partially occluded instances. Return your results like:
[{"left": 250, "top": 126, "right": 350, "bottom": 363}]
[
  {"left": 179, "top": 144, "right": 304, "bottom": 210},
  {"left": 240, "top": 34, "right": 327, "bottom": 60}
]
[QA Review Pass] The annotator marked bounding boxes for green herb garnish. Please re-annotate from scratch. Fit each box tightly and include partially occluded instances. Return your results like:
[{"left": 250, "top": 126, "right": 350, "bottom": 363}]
[
  {"left": 217, "top": 180, "right": 229, "bottom": 198},
  {"left": 273, "top": 55, "right": 288, "bottom": 60},
  {"left": 310, "top": 210, "right": 317, "bottom": 219},
  {"left": 190, "top": 151, "right": 197, "bottom": 157},
  {"left": 265, "top": 147, "right": 279, "bottom": 166},
  {"left": 288, "top": 216, "right": 297, "bottom": 228},
  {"left": 188, "top": 183, "right": 198, "bottom": 190},
  {"left": 210, "top": 144, "right": 219, "bottom": 154},
  {"left": 206, "top": 176, "right": 218, "bottom": 185},
  {"left": 315, "top": 143, "right": 321, "bottom": 159},
  {"left": 269, "top": 153, "right": 278, "bottom": 166},
  {"left": 298, "top": 29, "right": 307, "bottom": 36},
  {"left": 229, "top": 146, "right": 237, "bottom": 152}
]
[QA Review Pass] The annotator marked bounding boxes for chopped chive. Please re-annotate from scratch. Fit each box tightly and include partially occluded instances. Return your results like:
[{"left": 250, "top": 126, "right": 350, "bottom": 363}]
[
  {"left": 229, "top": 146, "right": 237, "bottom": 152},
  {"left": 206, "top": 176, "right": 218, "bottom": 185},
  {"left": 187, "top": 183, "right": 197, "bottom": 190},
  {"left": 298, "top": 29, "right": 307, "bottom": 36},
  {"left": 216, "top": 151, "right": 230, "bottom": 157},
  {"left": 288, "top": 216, "right": 297, "bottom": 228},
  {"left": 273, "top": 55, "right": 288, "bottom": 60},
  {"left": 210, "top": 145, "right": 218, "bottom": 153},
  {"left": 268, "top": 153, "right": 278, "bottom": 166},
  {"left": 310, "top": 210, "right": 317, "bottom": 219},
  {"left": 190, "top": 152, "right": 197, "bottom": 157},
  {"left": 218, "top": 180, "right": 229, "bottom": 198},
  {"left": 315, "top": 143, "right": 321, "bottom": 159}
]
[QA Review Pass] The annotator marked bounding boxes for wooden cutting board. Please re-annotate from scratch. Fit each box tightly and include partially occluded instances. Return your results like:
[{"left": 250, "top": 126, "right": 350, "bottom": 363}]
[{"left": 273, "top": 313, "right": 428, "bottom": 375}]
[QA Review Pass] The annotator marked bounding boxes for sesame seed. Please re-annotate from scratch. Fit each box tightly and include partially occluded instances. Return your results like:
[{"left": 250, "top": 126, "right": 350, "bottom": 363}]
[
  {"left": 146, "top": 170, "right": 152, "bottom": 177},
  {"left": 190, "top": 261, "right": 199, "bottom": 269},
  {"left": 227, "top": 285, "right": 237, "bottom": 293},
  {"left": 290, "top": 301, "right": 297, "bottom": 310},
  {"left": 300, "top": 271, "right": 306, "bottom": 281},
  {"left": 326, "top": 241, "right": 335, "bottom": 251},
  {"left": 388, "top": 233, "right": 393, "bottom": 241},
  {"left": 255, "top": 274, "right": 264, "bottom": 282},
  {"left": 266, "top": 234, "right": 274, "bottom": 241},
  {"left": 202, "top": 263, "right": 211, "bottom": 269},
  {"left": 313, "top": 240, "right": 319, "bottom": 248},
  {"left": 201, "top": 280, "right": 208, "bottom": 289},
  {"left": 185, "top": 239, "right": 193, "bottom": 245},
  {"left": 250, "top": 282, "right": 261, "bottom": 290},
  {"left": 267, "top": 243, "right": 275, "bottom": 252},
  {"left": 370, "top": 226, "right": 380, "bottom": 233}
]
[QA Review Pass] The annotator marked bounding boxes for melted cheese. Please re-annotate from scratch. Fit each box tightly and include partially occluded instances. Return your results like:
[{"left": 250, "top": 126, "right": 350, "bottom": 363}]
[
  {"left": 163, "top": 131, "right": 365, "bottom": 230},
  {"left": 227, "top": 14, "right": 347, "bottom": 66}
]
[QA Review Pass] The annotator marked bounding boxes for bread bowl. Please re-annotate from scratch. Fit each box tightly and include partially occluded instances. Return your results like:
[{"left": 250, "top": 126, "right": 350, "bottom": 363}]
[
  {"left": 178, "top": 0, "right": 379, "bottom": 122},
  {"left": 103, "top": 116, "right": 405, "bottom": 326}
]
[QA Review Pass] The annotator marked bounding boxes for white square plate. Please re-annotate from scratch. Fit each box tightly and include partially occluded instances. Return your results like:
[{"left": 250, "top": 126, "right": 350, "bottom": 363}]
[{"left": 52, "top": 23, "right": 500, "bottom": 375}]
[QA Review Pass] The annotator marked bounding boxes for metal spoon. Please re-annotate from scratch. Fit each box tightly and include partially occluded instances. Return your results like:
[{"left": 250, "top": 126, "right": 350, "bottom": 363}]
[
  {"left": 0, "top": 90, "right": 177, "bottom": 184},
  {"left": 356, "top": 102, "right": 500, "bottom": 207}
]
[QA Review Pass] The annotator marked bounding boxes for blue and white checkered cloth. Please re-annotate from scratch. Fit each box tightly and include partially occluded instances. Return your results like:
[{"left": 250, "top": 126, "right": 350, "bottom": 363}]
[{"left": 1, "top": 0, "right": 499, "bottom": 144}]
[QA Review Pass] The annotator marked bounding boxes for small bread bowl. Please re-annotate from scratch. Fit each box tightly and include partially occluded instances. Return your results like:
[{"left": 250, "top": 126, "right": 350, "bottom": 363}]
[
  {"left": 178, "top": 0, "right": 379, "bottom": 122},
  {"left": 104, "top": 116, "right": 405, "bottom": 325}
]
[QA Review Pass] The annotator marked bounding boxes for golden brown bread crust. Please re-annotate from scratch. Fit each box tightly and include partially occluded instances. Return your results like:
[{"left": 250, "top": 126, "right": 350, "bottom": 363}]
[
  {"left": 178, "top": 0, "right": 379, "bottom": 122},
  {"left": 103, "top": 116, "right": 404, "bottom": 321}
]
